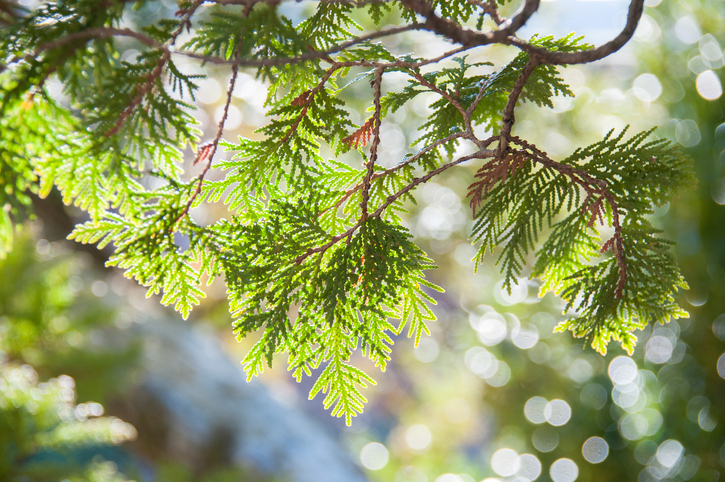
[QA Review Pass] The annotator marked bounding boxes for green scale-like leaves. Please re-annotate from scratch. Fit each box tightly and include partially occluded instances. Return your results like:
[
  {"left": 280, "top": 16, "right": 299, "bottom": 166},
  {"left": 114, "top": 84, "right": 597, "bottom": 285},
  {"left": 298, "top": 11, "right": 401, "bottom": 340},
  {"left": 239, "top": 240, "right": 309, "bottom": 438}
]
[
  {"left": 208, "top": 206, "right": 439, "bottom": 424},
  {"left": 470, "top": 127, "right": 694, "bottom": 354},
  {"left": 533, "top": 128, "right": 696, "bottom": 353},
  {"left": 0, "top": 0, "right": 697, "bottom": 423},
  {"left": 382, "top": 35, "right": 587, "bottom": 159}
]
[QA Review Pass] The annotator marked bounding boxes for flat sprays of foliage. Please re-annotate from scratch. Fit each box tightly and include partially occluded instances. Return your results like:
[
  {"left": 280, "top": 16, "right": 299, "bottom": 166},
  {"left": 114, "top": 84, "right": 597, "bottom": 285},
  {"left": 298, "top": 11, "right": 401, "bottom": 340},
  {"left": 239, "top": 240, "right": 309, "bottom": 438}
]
[{"left": 0, "top": 0, "right": 695, "bottom": 424}]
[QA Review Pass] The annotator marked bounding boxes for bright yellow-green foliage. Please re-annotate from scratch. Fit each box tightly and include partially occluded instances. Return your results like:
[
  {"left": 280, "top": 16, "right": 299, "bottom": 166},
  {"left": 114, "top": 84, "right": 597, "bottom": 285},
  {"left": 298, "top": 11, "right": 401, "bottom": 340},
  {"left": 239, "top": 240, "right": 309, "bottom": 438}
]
[{"left": 0, "top": 0, "right": 695, "bottom": 424}]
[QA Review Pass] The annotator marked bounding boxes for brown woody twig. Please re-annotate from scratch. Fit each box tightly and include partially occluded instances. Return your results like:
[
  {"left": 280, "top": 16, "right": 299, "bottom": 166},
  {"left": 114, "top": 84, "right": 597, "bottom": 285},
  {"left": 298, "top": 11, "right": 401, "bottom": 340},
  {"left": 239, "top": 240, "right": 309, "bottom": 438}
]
[
  {"left": 510, "top": 137, "right": 627, "bottom": 297},
  {"left": 498, "top": 57, "right": 540, "bottom": 155},
  {"left": 505, "top": 0, "right": 644, "bottom": 65},
  {"left": 105, "top": 0, "right": 204, "bottom": 138},
  {"left": 360, "top": 67, "right": 385, "bottom": 220},
  {"left": 295, "top": 148, "right": 495, "bottom": 265},
  {"left": 175, "top": 50, "right": 241, "bottom": 226}
]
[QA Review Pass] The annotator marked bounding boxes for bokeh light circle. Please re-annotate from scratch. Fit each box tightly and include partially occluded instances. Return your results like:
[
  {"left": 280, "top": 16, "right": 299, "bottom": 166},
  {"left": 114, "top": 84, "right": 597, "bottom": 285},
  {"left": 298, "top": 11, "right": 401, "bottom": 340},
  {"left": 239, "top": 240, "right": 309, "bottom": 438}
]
[
  {"left": 712, "top": 314, "right": 725, "bottom": 339},
  {"left": 582, "top": 437, "right": 609, "bottom": 463},
  {"left": 675, "top": 15, "right": 702, "bottom": 44},
  {"left": 465, "top": 347, "right": 499, "bottom": 379},
  {"left": 524, "top": 397, "right": 548, "bottom": 424},
  {"left": 612, "top": 383, "right": 642, "bottom": 410},
  {"left": 608, "top": 356, "right": 638, "bottom": 385},
  {"left": 435, "top": 474, "right": 464, "bottom": 482},
  {"left": 635, "top": 440, "right": 658, "bottom": 465},
  {"left": 516, "top": 454, "right": 542, "bottom": 481},
  {"left": 414, "top": 338, "right": 440, "bottom": 363},
  {"left": 396, "top": 466, "right": 427, "bottom": 482},
  {"left": 567, "top": 358, "right": 593, "bottom": 383},
  {"left": 532, "top": 426, "right": 559, "bottom": 453},
  {"left": 475, "top": 313, "right": 508, "bottom": 346},
  {"left": 676, "top": 119, "right": 701, "bottom": 147},
  {"left": 550, "top": 458, "right": 578, "bottom": 482},
  {"left": 512, "top": 324, "right": 539, "bottom": 349},
  {"left": 406, "top": 424, "right": 433, "bottom": 451},
  {"left": 491, "top": 448, "right": 520, "bottom": 477},
  {"left": 645, "top": 336, "right": 673, "bottom": 364},
  {"left": 696, "top": 70, "right": 723, "bottom": 101},
  {"left": 717, "top": 353, "right": 725, "bottom": 379},
  {"left": 619, "top": 413, "right": 648, "bottom": 441},
  {"left": 581, "top": 384, "right": 608, "bottom": 409},
  {"left": 495, "top": 279, "right": 529, "bottom": 305},
  {"left": 486, "top": 361, "right": 511, "bottom": 387},
  {"left": 633, "top": 73, "right": 662, "bottom": 102},
  {"left": 360, "top": 442, "right": 389, "bottom": 470},
  {"left": 656, "top": 440, "right": 684, "bottom": 468},
  {"left": 544, "top": 399, "right": 572, "bottom": 426},
  {"left": 641, "top": 408, "right": 664, "bottom": 436}
]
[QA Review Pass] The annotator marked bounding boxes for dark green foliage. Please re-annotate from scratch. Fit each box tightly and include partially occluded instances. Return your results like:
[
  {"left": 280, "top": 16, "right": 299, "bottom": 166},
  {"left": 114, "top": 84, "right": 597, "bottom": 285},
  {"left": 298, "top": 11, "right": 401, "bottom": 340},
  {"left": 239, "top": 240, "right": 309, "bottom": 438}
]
[
  {"left": 0, "top": 0, "right": 695, "bottom": 422},
  {"left": 207, "top": 206, "right": 438, "bottom": 424},
  {"left": 0, "top": 86, "right": 43, "bottom": 254},
  {"left": 432, "top": 0, "right": 476, "bottom": 24},
  {"left": 469, "top": 127, "right": 694, "bottom": 354},
  {"left": 532, "top": 128, "right": 696, "bottom": 353},
  {"left": 185, "top": 3, "right": 307, "bottom": 72}
]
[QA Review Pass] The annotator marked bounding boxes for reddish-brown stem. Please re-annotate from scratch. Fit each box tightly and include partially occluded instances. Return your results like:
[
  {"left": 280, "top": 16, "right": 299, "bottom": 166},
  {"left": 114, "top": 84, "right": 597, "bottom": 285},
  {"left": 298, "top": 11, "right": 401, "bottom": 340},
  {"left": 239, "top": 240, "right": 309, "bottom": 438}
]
[
  {"left": 510, "top": 136, "right": 627, "bottom": 297},
  {"left": 296, "top": 148, "right": 495, "bottom": 265},
  {"left": 484, "top": 0, "right": 504, "bottom": 25},
  {"left": 280, "top": 65, "right": 341, "bottom": 144},
  {"left": 17, "top": 25, "right": 469, "bottom": 74},
  {"left": 360, "top": 67, "right": 385, "bottom": 220},
  {"left": 505, "top": 0, "right": 644, "bottom": 65},
  {"left": 320, "top": 131, "right": 475, "bottom": 217},
  {"left": 105, "top": 0, "right": 204, "bottom": 138},
  {"left": 175, "top": 52, "right": 240, "bottom": 226},
  {"left": 400, "top": 0, "right": 539, "bottom": 46},
  {"left": 498, "top": 58, "right": 540, "bottom": 156}
]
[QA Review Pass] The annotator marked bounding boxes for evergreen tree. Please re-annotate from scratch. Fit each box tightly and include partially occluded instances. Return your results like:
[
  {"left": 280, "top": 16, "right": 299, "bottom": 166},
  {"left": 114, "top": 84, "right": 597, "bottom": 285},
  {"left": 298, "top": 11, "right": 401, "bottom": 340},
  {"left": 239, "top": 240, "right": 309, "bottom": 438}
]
[{"left": 0, "top": 0, "right": 695, "bottom": 424}]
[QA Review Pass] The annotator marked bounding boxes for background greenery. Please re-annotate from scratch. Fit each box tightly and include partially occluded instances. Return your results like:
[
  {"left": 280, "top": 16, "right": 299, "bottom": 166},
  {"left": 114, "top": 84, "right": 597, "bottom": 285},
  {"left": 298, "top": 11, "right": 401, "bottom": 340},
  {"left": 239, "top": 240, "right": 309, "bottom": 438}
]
[{"left": 1, "top": 0, "right": 723, "bottom": 481}]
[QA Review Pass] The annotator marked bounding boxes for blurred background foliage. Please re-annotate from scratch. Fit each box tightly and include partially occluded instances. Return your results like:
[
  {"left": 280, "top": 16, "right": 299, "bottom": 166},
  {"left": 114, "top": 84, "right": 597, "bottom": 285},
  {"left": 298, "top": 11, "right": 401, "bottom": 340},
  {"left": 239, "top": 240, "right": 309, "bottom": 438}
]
[{"left": 1, "top": 0, "right": 724, "bottom": 481}]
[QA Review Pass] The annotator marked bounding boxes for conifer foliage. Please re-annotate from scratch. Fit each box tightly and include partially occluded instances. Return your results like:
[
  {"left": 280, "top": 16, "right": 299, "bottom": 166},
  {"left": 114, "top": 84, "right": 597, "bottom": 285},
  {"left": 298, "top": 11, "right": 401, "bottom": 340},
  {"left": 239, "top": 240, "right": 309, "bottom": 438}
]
[{"left": 0, "top": 0, "right": 695, "bottom": 423}]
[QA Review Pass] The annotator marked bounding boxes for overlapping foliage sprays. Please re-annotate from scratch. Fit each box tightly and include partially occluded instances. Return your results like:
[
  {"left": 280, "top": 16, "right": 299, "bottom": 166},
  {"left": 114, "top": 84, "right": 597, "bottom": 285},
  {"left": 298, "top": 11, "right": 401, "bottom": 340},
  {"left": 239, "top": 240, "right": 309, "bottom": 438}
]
[{"left": 0, "top": 0, "right": 695, "bottom": 423}]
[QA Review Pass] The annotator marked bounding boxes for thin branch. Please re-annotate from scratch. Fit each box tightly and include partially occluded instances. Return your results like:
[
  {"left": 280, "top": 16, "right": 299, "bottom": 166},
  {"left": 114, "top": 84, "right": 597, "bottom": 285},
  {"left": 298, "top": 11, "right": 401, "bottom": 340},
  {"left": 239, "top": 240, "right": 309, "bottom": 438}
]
[
  {"left": 484, "top": 0, "right": 504, "bottom": 25},
  {"left": 177, "top": 23, "right": 425, "bottom": 67},
  {"left": 106, "top": 0, "right": 205, "bottom": 137},
  {"left": 466, "top": 0, "right": 504, "bottom": 25},
  {"left": 14, "top": 22, "right": 470, "bottom": 75},
  {"left": 498, "top": 57, "right": 540, "bottom": 155},
  {"left": 10, "top": 27, "right": 164, "bottom": 66},
  {"left": 176, "top": 51, "right": 241, "bottom": 225},
  {"left": 296, "top": 148, "right": 494, "bottom": 265},
  {"left": 281, "top": 64, "right": 341, "bottom": 144},
  {"left": 370, "top": 149, "right": 494, "bottom": 218},
  {"left": 360, "top": 67, "right": 385, "bottom": 220},
  {"left": 410, "top": 70, "right": 467, "bottom": 119},
  {"left": 399, "top": 0, "right": 539, "bottom": 46},
  {"left": 511, "top": 136, "right": 627, "bottom": 297},
  {"left": 505, "top": 0, "right": 644, "bottom": 65},
  {"left": 281, "top": 48, "right": 473, "bottom": 146},
  {"left": 322, "top": 131, "right": 470, "bottom": 217},
  {"left": 498, "top": 0, "right": 541, "bottom": 36}
]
